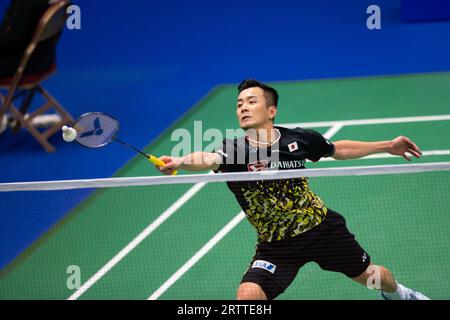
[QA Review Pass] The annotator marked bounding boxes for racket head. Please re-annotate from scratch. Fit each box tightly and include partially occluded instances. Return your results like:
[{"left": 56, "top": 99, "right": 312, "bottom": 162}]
[{"left": 73, "top": 112, "right": 120, "bottom": 148}]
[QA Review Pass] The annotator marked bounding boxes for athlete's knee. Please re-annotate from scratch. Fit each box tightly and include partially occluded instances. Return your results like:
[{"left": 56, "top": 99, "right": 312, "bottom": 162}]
[
  {"left": 353, "top": 264, "right": 386, "bottom": 287},
  {"left": 378, "top": 265, "right": 390, "bottom": 278},
  {"left": 370, "top": 265, "right": 391, "bottom": 281},
  {"left": 362, "top": 264, "right": 395, "bottom": 290},
  {"left": 237, "top": 282, "right": 267, "bottom": 300},
  {"left": 377, "top": 266, "right": 396, "bottom": 285}
]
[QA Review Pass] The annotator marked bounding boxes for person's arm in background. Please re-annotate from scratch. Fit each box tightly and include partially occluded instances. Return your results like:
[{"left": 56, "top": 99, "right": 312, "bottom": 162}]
[{"left": 332, "top": 136, "right": 422, "bottom": 161}]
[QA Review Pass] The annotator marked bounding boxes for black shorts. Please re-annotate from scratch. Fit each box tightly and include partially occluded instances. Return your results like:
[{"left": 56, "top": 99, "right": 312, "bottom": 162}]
[{"left": 241, "top": 209, "right": 371, "bottom": 300}]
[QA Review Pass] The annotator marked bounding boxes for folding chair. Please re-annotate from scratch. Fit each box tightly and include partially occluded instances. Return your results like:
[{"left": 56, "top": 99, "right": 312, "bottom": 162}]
[{"left": 0, "top": 0, "right": 74, "bottom": 152}]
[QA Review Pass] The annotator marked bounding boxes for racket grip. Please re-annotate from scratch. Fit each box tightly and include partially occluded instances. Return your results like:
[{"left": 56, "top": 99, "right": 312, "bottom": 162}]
[{"left": 148, "top": 155, "right": 178, "bottom": 175}]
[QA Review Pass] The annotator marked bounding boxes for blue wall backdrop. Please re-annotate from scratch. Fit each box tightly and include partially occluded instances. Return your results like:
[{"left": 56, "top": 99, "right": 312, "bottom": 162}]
[{"left": 1, "top": 0, "right": 450, "bottom": 268}]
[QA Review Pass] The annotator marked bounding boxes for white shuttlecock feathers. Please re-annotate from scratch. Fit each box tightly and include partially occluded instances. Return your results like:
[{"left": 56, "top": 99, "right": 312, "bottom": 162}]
[{"left": 62, "top": 125, "right": 78, "bottom": 142}]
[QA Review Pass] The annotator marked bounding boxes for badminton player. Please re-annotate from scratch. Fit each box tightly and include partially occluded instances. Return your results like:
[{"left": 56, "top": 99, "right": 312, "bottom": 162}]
[{"left": 157, "top": 79, "right": 429, "bottom": 300}]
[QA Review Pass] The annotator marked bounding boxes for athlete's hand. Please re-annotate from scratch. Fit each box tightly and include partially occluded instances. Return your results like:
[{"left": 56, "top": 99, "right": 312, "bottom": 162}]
[
  {"left": 157, "top": 156, "right": 182, "bottom": 175},
  {"left": 388, "top": 136, "right": 422, "bottom": 161}
]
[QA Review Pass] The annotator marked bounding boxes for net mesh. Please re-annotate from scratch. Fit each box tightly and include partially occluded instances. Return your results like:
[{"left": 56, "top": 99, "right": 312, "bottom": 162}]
[{"left": 1, "top": 163, "right": 449, "bottom": 300}]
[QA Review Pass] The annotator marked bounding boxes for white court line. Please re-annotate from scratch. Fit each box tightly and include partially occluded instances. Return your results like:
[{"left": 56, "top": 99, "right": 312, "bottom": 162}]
[
  {"left": 318, "top": 149, "right": 450, "bottom": 162},
  {"left": 322, "top": 123, "right": 344, "bottom": 139},
  {"left": 147, "top": 125, "right": 343, "bottom": 299},
  {"left": 67, "top": 181, "right": 207, "bottom": 300},
  {"left": 283, "top": 114, "right": 450, "bottom": 128},
  {"left": 148, "top": 211, "right": 246, "bottom": 300}
]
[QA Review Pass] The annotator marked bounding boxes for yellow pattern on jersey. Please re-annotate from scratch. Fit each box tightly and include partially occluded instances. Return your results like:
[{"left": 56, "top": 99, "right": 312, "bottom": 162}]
[{"left": 241, "top": 177, "right": 327, "bottom": 242}]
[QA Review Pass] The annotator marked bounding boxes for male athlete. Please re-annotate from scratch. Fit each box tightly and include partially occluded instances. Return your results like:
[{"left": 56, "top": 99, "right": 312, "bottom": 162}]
[{"left": 156, "top": 79, "right": 429, "bottom": 300}]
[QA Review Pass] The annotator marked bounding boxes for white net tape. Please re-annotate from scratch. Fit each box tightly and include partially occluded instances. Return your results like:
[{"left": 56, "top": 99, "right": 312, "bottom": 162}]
[{"left": 1, "top": 162, "right": 450, "bottom": 192}]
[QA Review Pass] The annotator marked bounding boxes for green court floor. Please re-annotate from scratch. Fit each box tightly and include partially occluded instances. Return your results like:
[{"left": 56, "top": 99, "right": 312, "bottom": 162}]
[{"left": 1, "top": 72, "right": 450, "bottom": 299}]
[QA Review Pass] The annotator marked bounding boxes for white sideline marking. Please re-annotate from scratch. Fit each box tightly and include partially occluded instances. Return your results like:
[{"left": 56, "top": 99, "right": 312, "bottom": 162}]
[
  {"left": 148, "top": 211, "right": 246, "bottom": 300},
  {"left": 323, "top": 123, "right": 344, "bottom": 139},
  {"left": 67, "top": 181, "right": 207, "bottom": 300},
  {"left": 318, "top": 149, "right": 450, "bottom": 162},
  {"left": 283, "top": 114, "right": 450, "bottom": 128}
]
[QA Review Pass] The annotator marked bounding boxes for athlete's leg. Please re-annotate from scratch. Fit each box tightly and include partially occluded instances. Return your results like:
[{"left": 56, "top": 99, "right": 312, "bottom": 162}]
[
  {"left": 237, "top": 282, "right": 267, "bottom": 300},
  {"left": 352, "top": 263, "right": 430, "bottom": 300},
  {"left": 313, "top": 209, "right": 430, "bottom": 300},
  {"left": 239, "top": 237, "right": 304, "bottom": 300},
  {"left": 351, "top": 263, "right": 396, "bottom": 292}
]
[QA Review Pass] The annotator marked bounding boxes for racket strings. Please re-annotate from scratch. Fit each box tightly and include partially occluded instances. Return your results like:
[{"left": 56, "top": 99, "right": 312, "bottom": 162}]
[{"left": 74, "top": 113, "right": 119, "bottom": 148}]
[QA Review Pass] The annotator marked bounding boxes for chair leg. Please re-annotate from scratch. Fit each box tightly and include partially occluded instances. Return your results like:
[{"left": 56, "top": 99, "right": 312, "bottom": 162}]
[
  {"left": 0, "top": 89, "right": 26, "bottom": 133},
  {"left": 37, "top": 85, "right": 74, "bottom": 124},
  {"left": 9, "top": 105, "right": 56, "bottom": 152},
  {"left": 3, "top": 84, "right": 74, "bottom": 152},
  {"left": 0, "top": 92, "right": 7, "bottom": 123},
  {"left": 13, "top": 88, "right": 37, "bottom": 133},
  {"left": 0, "top": 92, "right": 6, "bottom": 134},
  {"left": 19, "top": 89, "right": 36, "bottom": 114}
]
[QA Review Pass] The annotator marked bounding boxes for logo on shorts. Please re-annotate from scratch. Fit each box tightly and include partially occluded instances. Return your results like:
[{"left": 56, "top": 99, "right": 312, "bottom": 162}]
[
  {"left": 252, "top": 260, "right": 277, "bottom": 274},
  {"left": 362, "top": 253, "right": 368, "bottom": 263}
]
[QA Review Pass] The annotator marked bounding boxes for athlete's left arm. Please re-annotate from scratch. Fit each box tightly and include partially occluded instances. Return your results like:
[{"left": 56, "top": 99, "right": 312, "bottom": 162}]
[{"left": 332, "top": 136, "right": 422, "bottom": 161}]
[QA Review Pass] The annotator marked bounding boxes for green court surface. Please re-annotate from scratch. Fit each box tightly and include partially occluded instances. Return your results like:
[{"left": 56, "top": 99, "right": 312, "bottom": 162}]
[{"left": 1, "top": 72, "right": 450, "bottom": 300}]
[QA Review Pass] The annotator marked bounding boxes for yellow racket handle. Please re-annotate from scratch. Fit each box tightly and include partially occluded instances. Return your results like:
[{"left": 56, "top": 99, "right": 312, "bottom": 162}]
[{"left": 148, "top": 155, "right": 177, "bottom": 175}]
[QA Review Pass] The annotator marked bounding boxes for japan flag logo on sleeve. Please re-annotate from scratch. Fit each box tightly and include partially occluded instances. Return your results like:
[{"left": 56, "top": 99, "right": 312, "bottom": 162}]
[{"left": 288, "top": 141, "right": 298, "bottom": 152}]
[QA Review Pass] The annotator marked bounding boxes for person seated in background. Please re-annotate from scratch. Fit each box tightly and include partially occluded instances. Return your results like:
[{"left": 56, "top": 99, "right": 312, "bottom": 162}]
[
  {"left": 0, "top": 0, "right": 66, "bottom": 134},
  {"left": 0, "top": 0, "right": 63, "bottom": 78}
]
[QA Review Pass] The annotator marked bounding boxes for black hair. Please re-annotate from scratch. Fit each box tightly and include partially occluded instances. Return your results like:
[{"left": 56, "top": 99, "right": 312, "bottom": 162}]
[{"left": 237, "top": 79, "right": 279, "bottom": 108}]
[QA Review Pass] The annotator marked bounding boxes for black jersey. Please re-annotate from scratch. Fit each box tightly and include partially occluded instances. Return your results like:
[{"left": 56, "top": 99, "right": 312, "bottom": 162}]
[{"left": 214, "top": 126, "right": 335, "bottom": 242}]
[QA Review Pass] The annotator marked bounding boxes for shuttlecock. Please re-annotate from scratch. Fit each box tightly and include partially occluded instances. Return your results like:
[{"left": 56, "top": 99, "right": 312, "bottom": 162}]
[{"left": 62, "top": 125, "right": 77, "bottom": 142}]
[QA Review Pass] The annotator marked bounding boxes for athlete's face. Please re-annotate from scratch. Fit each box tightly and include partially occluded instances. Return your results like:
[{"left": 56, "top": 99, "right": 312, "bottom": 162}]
[{"left": 236, "top": 87, "right": 277, "bottom": 130}]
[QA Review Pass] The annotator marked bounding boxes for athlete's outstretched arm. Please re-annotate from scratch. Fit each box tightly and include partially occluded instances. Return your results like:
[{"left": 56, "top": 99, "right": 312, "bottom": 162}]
[
  {"left": 156, "top": 152, "right": 221, "bottom": 175},
  {"left": 332, "top": 136, "right": 422, "bottom": 161}
]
